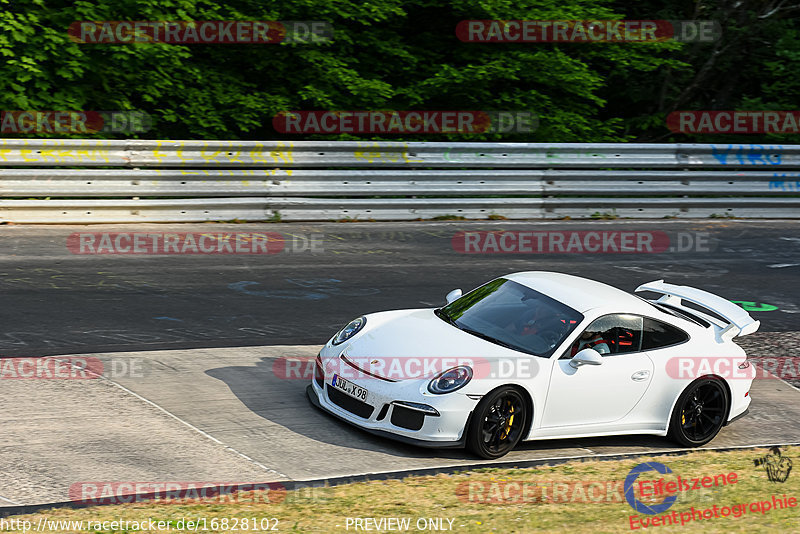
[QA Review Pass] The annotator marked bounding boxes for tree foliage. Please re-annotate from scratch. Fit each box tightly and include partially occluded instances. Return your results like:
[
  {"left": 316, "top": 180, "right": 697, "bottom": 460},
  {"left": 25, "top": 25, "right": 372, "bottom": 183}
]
[{"left": 0, "top": 0, "right": 797, "bottom": 141}]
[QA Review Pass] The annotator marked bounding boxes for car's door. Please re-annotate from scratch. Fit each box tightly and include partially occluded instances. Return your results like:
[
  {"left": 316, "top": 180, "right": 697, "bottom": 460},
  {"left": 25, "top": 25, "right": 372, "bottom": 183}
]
[{"left": 540, "top": 314, "right": 655, "bottom": 428}]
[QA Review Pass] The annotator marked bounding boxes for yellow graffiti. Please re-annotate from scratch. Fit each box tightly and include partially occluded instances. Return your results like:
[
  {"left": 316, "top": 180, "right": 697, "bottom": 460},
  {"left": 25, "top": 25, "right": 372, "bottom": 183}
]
[
  {"left": 19, "top": 149, "right": 39, "bottom": 162},
  {"left": 354, "top": 141, "right": 422, "bottom": 164},
  {"left": 269, "top": 141, "right": 294, "bottom": 164},
  {"left": 152, "top": 140, "right": 168, "bottom": 163},
  {"left": 200, "top": 140, "right": 223, "bottom": 163},
  {"left": 252, "top": 143, "right": 269, "bottom": 164},
  {"left": 176, "top": 140, "right": 188, "bottom": 162},
  {"left": 39, "top": 149, "right": 57, "bottom": 160}
]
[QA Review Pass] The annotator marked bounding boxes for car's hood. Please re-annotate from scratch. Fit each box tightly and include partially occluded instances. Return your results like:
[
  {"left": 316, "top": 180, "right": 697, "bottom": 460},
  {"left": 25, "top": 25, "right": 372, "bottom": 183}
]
[{"left": 338, "top": 308, "right": 542, "bottom": 381}]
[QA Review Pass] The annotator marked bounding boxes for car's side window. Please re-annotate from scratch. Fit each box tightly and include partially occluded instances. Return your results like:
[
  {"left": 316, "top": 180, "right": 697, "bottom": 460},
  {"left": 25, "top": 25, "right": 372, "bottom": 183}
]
[
  {"left": 641, "top": 317, "right": 689, "bottom": 350},
  {"left": 562, "top": 314, "right": 643, "bottom": 358}
]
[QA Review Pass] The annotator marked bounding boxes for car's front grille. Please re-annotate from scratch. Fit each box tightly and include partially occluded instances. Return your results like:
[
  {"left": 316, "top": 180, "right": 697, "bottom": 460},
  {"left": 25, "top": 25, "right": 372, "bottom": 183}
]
[
  {"left": 326, "top": 385, "right": 374, "bottom": 419},
  {"left": 390, "top": 405, "right": 425, "bottom": 431}
]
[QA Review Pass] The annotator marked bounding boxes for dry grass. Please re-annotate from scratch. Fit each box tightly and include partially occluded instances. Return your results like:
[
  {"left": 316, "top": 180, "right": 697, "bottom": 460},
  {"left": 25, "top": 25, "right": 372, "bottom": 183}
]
[{"left": 3, "top": 446, "right": 798, "bottom": 533}]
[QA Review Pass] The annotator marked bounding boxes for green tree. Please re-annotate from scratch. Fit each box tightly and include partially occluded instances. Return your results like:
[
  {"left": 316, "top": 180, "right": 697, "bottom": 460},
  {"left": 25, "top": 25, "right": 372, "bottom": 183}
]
[{"left": 0, "top": 0, "right": 795, "bottom": 142}]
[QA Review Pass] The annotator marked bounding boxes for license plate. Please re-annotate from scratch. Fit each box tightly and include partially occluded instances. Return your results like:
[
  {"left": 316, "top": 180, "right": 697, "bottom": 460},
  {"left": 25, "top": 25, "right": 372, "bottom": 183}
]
[{"left": 332, "top": 374, "right": 368, "bottom": 401}]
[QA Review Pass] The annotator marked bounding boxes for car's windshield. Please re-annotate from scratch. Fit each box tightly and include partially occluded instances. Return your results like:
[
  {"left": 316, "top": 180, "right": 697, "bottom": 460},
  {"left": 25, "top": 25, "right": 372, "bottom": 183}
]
[{"left": 436, "top": 278, "right": 584, "bottom": 358}]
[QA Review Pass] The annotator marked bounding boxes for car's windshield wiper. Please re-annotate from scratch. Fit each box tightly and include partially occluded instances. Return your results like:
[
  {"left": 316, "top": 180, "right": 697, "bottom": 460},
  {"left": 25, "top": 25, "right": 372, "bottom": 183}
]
[
  {"left": 434, "top": 308, "right": 458, "bottom": 327},
  {"left": 458, "top": 326, "right": 521, "bottom": 352}
]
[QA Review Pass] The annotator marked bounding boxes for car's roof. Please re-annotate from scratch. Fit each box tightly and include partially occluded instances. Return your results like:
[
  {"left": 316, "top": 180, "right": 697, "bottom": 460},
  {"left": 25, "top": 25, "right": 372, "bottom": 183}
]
[{"left": 504, "top": 271, "right": 653, "bottom": 315}]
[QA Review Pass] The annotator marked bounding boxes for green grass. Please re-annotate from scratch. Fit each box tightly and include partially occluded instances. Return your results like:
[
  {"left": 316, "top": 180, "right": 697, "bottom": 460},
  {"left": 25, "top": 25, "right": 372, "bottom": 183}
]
[{"left": 430, "top": 214, "right": 468, "bottom": 220}]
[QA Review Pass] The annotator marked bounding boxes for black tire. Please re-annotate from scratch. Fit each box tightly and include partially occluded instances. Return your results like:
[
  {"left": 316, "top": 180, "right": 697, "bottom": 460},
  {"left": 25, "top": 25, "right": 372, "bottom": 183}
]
[
  {"left": 668, "top": 377, "right": 728, "bottom": 447},
  {"left": 466, "top": 386, "right": 528, "bottom": 459}
]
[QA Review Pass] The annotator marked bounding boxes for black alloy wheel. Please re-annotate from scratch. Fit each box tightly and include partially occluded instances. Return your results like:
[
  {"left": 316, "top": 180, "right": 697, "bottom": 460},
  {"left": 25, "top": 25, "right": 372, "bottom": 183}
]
[
  {"left": 467, "top": 386, "right": 528, "bottom": 459},
  {"left": 669, "top": 378, "right": 728, "bottom": 447}
]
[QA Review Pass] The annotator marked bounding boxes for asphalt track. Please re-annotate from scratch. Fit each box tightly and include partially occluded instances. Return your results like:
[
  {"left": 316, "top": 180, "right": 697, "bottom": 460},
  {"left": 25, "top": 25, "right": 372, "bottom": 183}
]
[
  {"left": 1, "top": 344, "right": 799, "bottom": 508},
  {"left": 0, "top": 220, "right": 798, "bottom": 358},
  {"left": 0, "top": 220, "right": 798, "bottom": 509}
]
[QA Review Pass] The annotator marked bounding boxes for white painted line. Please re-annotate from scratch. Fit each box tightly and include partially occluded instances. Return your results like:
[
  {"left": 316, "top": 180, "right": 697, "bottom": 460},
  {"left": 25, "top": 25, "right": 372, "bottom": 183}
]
[
  {"left": 771, "top": 372, "right": 800, "bottom": 393},
  {"left": 53, "top": 357, "right": 290, "bottom": 480},
  {"left": 0, "top": 494, "right": 22, "bottom": 505},
  {"left": 752, "top": 360, "right": 800, "bottom": 393}
]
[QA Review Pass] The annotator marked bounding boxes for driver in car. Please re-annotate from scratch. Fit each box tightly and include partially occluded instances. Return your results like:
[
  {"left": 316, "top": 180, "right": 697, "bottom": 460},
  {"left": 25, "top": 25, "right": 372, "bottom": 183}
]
[
  {"left": 518, "top": 306, "right": 551, "bottom": 335},
  {"left": 574, "top": 330, "right": 611, "bottom": 355}
]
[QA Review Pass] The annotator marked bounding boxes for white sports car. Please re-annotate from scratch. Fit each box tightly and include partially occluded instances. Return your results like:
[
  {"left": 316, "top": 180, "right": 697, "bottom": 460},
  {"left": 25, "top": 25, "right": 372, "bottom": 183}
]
[{"left": 307, "top": 272, "right": 758, "bottom": 459}]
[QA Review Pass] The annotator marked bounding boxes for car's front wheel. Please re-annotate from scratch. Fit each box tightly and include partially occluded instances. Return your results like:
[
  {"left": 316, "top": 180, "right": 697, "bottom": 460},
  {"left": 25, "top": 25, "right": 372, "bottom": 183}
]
[
  {"left": 466, "top": 386, "right": 528, "bottom": 459},
  {"left": 668, "top": 377, "right": 729, "bottom": 447}
]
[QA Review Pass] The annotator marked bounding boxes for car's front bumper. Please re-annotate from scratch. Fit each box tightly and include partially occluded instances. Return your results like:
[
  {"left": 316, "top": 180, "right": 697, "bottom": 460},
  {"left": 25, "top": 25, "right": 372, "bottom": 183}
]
[
  {"left": 307, "top": 349, "right": 478, "bottom": 447},
  {"left": 306, "top": 385, "right": 471, "bottom": 448}
]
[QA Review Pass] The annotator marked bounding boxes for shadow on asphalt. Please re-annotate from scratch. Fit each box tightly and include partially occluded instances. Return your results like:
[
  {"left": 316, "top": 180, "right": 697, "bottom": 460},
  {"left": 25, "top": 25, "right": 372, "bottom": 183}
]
[{"left": 206, "top": 357, "right": 695, "bottom": 462}]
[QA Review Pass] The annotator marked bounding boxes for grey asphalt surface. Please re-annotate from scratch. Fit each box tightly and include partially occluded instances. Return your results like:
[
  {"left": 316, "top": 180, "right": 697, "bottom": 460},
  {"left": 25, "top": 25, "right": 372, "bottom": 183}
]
[
  {"left": 1, "top": 344, "right": 798, "bottom": 507},
  {"left": 0, "top": 220, "right": 798, "bottom": 509},
  {"left": 0, "top": 220, "right": 798, "bottom": 358}
]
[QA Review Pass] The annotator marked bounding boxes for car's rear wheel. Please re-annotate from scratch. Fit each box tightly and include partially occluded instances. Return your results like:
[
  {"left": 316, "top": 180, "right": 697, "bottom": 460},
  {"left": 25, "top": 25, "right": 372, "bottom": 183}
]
[
  {"left": 466, "top": 386, "right": 528, "bottom": 459},
  {"left": 668, "top": 377, "right": 728, "bottom": 447}
]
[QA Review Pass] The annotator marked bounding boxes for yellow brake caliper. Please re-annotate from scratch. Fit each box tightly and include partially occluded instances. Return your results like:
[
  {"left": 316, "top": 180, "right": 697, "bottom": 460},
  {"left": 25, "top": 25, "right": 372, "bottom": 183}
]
[
  {"left": 681, "top": 410, "right": 695, "bottom": 427},
  {"left": 500, "top": 402, "right": 514, "bottom": 440}
]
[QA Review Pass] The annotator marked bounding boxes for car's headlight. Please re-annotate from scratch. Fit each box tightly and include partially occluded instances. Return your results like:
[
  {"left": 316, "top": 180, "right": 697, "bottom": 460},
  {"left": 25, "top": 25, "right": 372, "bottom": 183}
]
[
  {"left": 428, "top": 365, "right": 473, "bottom": 394},
  {"left": 332, "top": 316, "right": 367, "bottom": 345}
]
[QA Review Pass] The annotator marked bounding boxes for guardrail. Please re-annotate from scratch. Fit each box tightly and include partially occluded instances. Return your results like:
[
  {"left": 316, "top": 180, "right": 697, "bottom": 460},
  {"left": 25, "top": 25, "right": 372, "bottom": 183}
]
[{"left": 0, "top": 139, "right": 798, "bottom": 222}]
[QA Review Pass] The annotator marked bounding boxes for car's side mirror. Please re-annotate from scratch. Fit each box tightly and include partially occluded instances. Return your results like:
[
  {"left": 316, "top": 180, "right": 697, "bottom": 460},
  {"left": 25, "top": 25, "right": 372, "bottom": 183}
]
[
  {"left": 569, "top": 348, "right": 604, "bottom": 368},
  {"left": 445, "top": 289, "right": 462, "bottom": 304}
]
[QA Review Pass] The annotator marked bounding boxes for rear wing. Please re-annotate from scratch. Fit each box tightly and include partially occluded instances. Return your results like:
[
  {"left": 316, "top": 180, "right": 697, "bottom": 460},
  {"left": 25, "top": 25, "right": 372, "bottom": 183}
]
[{"left": 635, "top": 280, "right": 760, "bottom": 337}]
